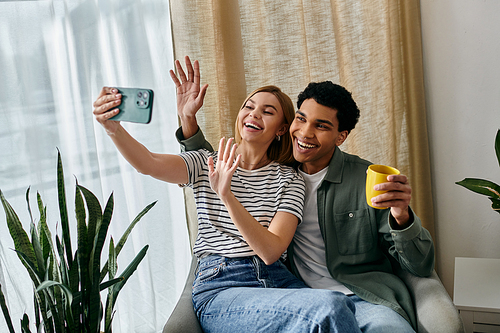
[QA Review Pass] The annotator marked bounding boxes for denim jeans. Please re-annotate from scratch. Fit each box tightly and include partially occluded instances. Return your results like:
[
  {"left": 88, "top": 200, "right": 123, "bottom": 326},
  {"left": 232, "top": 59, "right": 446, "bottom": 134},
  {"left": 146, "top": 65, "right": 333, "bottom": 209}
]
[
  {"left": 350, "top": 295, "right": 415, "bottom": 333},
  {"left": 192, "top": 255, "right": 360, "bottom": 333}
]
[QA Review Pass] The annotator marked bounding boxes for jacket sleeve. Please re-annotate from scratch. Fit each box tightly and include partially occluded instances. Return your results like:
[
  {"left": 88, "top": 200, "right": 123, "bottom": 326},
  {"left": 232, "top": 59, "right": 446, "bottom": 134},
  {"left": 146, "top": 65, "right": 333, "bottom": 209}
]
[
  {"left": 175, "top": 127, "right": 214, "bottom": 153},
  {"left": 382, "top": 209, "right": 435, "bottom": 277}
]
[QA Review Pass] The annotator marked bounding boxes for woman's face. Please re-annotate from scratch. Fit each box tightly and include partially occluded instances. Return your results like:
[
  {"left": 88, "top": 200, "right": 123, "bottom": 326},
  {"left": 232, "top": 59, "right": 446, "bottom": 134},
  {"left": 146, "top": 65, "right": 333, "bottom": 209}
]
[{"left": 237, "top": 92, "right": 287, "bottom": 146}]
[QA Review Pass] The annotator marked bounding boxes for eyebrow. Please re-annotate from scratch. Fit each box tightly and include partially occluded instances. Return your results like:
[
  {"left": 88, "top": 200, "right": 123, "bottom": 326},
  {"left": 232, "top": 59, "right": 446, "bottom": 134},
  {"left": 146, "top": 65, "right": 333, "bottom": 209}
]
[
  {"left": 296, "top": 110, "right": 334, "bottom": 127},
  {"left": 248, "top": 98, "right": 278, "bottom": 112}
]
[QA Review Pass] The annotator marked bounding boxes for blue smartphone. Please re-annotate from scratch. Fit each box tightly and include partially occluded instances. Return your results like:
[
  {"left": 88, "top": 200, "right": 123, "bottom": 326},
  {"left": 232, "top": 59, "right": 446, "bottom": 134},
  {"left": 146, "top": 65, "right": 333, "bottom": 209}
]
[{"left": 110, "top": 87, "right": 154, "bottom": 124}]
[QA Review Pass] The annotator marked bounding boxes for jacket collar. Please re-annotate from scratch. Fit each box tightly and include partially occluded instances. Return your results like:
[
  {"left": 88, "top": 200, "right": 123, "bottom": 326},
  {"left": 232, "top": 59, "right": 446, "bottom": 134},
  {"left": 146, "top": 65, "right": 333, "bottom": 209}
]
[{"left": 323, "top": 146, "right": 344, "bottom": 184}]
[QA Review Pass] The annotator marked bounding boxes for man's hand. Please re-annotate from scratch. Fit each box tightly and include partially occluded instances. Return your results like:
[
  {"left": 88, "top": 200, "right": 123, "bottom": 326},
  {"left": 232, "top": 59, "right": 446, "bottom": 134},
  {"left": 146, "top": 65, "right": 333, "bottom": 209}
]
[
  {"left": 370, "top": 174, "right": 412, "bottom": 228},
  {"left": 169, "top": 56, "right": 208, "bottom": 139}
]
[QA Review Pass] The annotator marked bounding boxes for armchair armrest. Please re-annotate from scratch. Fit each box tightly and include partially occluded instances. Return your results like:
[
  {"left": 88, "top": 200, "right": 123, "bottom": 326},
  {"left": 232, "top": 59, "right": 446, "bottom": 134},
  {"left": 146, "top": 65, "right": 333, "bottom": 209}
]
[
  {"left": 163, "top": 256, "right": 203, "bottom": 333},
  {"left": 398, "top": 269, "right": 464, "bottom": 333}
]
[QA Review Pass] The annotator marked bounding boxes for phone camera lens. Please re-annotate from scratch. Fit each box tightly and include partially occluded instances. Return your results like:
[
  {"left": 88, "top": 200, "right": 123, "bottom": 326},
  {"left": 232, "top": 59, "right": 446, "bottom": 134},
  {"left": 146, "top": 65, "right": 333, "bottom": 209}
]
[
  {"left": 142, "top": 91, "right": 149, "bottom": 99},
  {"left": 137, "top": 91, "right": 143, "bottom": 98},
  {"left": 137, "top": 100, "right": 145, "bottom": 107}
]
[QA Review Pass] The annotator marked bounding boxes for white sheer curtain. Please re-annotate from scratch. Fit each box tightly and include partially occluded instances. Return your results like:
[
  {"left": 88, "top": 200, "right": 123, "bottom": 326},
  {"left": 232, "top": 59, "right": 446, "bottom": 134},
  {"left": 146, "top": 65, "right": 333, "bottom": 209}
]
[{"left": 0, "top": 0, "right": 190, "bottom": 332}]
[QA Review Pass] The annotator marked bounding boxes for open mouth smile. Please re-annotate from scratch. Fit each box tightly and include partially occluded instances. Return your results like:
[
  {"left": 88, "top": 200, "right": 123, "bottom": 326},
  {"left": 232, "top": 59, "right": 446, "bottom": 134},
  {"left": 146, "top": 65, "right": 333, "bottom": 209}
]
[
  {"left": 244, "top": 122, "right": 263, "bottom": 130},
  {"left": 297, "top": 139, "right": 317, "bottom": 150}
]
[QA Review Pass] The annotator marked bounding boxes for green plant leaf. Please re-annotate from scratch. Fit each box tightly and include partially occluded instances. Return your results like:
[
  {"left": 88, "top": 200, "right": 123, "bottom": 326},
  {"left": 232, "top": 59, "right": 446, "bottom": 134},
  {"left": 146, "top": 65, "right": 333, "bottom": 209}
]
[
  {"left": 33, "top": 288, "right": 52, "bottom": 333},
  {"left": 100, "top": 201, "right": 156, "bottom": 282},
  {"left": 36, "top": 192, "right": 52, "bottom": 267},
  {"left": 1, "top": 190, "right": 38, "bottom": 280},
  {"left": 35, "top": 190, "right": 44, "bottom": 221},
  {"left": 56, "top": 149, "right": 73, "bottom": 269},
  {"left": 2, "top": 151, "right": 153, "bottom": 333},
  {"left": 45, "top": 266, "right": 65, "bottom": 327},
  {"left": 108, "top": 237, "right": 117, "bottom": 280},
  {"left": 26, "top": 187, "right": 33, "bottom": 225},
  {"left": 20, "top": 313, "right": 31, "bottom": 333},
  {"left": 88, "top": 193, "right": 113, "bottom": 333},
  {"left": 91, "top": 193, "right": 114, "bottom": 283},
  {"left": 114, "top": 201, "right": 156, "bottom": 256},
  {"left": 38, "top": 288, "right": 64, "bottom": 333},
  {"left": 76, "top": 185, "right": 102, "bottom": 259},
  {"left": 30, "top": 222, "right": 45, "bottom": 279},
  {"left": 456, "top": 178, "right": 500, "bottom": 199},
  {"left": 68, "top": 250, "right": 80, "bottom": 296},
  {"left": 33, "top": 295, "right": 40, "bottom": 332},
  {"left": 45, "top": 245, "right": 65, "bottom": 328},
  {"left": 104, "top": 291, "right": 114, "bottom": 333},
  {"left": 36, "top": 281, "right": 73, "bottom": 309},
  {"left": 15, "top": 250, "right": 42, "bottom": 286},
  {"left": 104, "top": 235, "right": 117, "bottom": 332},
  {"left": 75, "top": 184, "right": 104, "bottom": 328},
  {"left": 490, "top": 197, "right": 500, "bottom": 214},
  {"left": 42, "top": 230, "right": 57, "bottom": 283},
  {"left": 16, "top": 251, "right": 64, "bottom": 332},
  {"left": 110, "top": 245, "right": 149, "bottom": 306},
  {"left": 71, "top": 276, "right": 123, "bottom": 306},
  {"left": 0, "top": 283, "right": 16, "bottom": 333},
  {"left": 495, "top": 129, "right": 500, "bottom": 168},
  {"left": 75, "top": 186, "right": 88, "bottom": 297},
  {"left": 26, "top": 191, "right": 46, "bottom": 277},
  {"left": 100, "top": 277, "right": 124, "bottom": 291},
  {"left": 55, "top": 235, "right": 69, "bottom": 286},
  {"left": 75, "top": 186, "right": 88, "bottom": 261},
  {"left": 105, "top": 245, "right": 148, "bottom": 332}
]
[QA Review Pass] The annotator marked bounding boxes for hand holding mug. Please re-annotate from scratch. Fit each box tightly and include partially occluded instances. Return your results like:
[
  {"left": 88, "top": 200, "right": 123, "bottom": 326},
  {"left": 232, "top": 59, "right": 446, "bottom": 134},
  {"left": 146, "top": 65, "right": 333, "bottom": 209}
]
[{"left": 366, "top": 165, "right": 412, "bottom": 227}]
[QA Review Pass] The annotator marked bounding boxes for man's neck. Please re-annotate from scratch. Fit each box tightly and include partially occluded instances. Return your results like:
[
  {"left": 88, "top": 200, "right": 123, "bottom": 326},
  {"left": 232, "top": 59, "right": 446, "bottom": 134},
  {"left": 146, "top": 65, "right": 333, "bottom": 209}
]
[
  {"left": 299, "top": 162, "right": 329, "bottom": 175},
  {"left": 299, "top": 148, "right": 336, "bottom": 175}
]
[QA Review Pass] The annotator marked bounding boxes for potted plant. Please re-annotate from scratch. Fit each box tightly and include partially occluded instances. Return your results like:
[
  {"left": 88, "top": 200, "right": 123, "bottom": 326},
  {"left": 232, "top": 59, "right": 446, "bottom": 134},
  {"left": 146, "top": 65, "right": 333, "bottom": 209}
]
[
  {"left": 456, "top": 129, "right": 500, "bottom": 214},
  {"left": 0, "top": 150, "right": 156, "bottom": 332}
]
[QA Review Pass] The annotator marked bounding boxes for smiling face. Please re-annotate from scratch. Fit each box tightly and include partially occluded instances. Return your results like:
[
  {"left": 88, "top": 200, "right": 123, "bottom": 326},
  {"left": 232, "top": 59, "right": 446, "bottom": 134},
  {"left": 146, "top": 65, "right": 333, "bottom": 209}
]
[
  {"left": 236, "top": 91, "right": 288, "bottom": 147},
  {"left": 289, "top": 98, "right": 349, "bottom": 174}
]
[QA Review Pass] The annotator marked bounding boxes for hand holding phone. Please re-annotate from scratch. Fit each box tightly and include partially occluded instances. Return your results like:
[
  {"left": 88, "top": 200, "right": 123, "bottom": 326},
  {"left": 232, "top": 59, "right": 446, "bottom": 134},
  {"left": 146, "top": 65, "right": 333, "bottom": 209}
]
[{"left": 110, "top": 87, "right": 154, "bottom": 124}]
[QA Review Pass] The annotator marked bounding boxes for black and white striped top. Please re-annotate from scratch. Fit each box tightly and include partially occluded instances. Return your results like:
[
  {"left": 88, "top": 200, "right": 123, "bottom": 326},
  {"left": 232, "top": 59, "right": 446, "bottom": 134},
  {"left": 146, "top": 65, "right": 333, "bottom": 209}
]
[{"left": 180, "top": 149, "right": 306, "bottom": 259}]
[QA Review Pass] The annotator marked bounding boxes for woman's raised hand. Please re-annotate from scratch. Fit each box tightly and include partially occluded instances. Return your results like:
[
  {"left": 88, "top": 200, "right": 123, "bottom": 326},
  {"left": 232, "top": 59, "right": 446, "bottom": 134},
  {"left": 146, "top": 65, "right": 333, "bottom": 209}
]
[
  {"left": 169, "top": 56, "right": 208, "bottom": 121},
  {"left": 92, "top": 87, "right": 122, "bottom": 135},
  {"left": 208, "top": 137, "right": 241, "bottom": 201}
]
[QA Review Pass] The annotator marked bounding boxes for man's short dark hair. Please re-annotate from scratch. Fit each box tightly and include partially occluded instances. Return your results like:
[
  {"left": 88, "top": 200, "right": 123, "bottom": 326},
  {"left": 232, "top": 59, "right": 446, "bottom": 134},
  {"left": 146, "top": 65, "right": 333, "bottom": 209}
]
[{"left": 297, "top": 81, "right": 360, "bottom": 133}]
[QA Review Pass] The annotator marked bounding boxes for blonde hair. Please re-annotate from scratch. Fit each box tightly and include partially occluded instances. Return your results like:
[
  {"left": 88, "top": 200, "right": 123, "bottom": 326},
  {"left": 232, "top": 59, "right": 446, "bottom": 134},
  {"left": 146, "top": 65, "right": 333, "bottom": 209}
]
[{"left": 234, "top": 86, "right": 295, "bottom": 165}]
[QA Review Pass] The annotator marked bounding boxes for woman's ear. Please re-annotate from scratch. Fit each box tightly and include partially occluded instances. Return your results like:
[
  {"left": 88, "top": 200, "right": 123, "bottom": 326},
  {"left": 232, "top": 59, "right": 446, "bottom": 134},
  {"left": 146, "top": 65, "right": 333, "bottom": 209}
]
[{"left": 277, "top": 124, "right": 289, "bottom": 136}]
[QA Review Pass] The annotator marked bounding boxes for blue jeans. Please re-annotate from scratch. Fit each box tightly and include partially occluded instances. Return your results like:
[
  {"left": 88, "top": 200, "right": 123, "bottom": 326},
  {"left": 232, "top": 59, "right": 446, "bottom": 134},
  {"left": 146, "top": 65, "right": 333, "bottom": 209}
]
[
  {"left": 350, "top": 295, "right": 415, "bottom": 333},
  {"left": 192, "top": 255, "right": 360, "bottom": 333}
]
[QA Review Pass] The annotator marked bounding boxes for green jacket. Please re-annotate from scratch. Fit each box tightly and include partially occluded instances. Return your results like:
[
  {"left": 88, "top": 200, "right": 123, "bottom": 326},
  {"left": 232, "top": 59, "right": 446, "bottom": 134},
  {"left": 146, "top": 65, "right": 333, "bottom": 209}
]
[{"left": 176, "top": 127, "right": 435, "bottom": 329}]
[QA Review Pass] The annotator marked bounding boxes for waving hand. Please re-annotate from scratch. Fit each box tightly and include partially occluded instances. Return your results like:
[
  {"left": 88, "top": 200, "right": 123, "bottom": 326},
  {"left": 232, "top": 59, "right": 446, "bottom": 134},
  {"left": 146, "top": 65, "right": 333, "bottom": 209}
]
[
  {"left": 208, "top": 138, "right": 241, "bottom": 201},
  {"left": 169, "top": 56, "right": 208, "bottom": 138}
]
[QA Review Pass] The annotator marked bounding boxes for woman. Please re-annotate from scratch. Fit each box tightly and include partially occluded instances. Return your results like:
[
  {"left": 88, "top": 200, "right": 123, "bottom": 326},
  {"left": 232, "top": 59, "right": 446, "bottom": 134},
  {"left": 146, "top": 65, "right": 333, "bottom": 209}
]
[{"left": 92, "top": 56, "right": 359, "bottom": 333}]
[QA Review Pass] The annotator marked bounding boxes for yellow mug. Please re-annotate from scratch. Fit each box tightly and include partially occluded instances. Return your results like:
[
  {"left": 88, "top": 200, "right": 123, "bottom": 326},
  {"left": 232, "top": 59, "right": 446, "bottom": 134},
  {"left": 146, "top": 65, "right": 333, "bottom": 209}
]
[{"left": 365, "top": 164, "right": 400, "bottom": 209}]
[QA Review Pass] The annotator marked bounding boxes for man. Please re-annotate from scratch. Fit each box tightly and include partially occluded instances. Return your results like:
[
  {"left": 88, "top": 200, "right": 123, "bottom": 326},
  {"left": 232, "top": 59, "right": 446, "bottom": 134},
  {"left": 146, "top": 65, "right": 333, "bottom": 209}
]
[{"left": 172, "top": 58, "right": 434, "bottom": 332}]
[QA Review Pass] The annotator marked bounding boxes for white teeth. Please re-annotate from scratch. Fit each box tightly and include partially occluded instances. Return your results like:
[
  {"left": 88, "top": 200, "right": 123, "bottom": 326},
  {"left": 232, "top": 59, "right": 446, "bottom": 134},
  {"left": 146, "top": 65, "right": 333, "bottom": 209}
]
[
  {"left": 298, "top": 140, "right": 316, "bottom": 149},
  {"left": 244, "top": 123, "right": 262, "bottom": 130}
]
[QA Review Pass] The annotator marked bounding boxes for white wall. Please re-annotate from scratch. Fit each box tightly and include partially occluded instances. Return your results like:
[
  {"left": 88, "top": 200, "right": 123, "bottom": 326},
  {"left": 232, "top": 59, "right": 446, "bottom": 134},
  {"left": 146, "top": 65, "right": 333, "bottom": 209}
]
[{"left": 420, "top": 0, "right": 500, "bottom": 296}]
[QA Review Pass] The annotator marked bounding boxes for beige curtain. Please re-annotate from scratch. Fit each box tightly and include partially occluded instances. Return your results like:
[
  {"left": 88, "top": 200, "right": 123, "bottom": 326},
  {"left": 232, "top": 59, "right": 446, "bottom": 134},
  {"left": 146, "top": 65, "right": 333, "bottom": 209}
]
[{"left": 170, "top": 0, "right": 435, "bottom": 243}]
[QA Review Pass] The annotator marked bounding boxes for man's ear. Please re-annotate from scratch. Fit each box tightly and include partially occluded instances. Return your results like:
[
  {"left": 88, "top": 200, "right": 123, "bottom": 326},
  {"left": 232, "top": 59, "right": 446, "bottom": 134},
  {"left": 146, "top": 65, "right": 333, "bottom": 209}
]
[{"left": 336, "top": 130, "right": 349, "bottom": 146}]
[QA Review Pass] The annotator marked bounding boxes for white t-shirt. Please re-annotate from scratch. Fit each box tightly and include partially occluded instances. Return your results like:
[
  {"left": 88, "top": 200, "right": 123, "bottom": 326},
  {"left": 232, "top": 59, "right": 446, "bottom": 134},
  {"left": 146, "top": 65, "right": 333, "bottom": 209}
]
[
  {"left": 180, "top": 149, "right": 306, "bottom": 259},
  {"left": 293, "top": 167, "right": 353, "bottom": 295}
]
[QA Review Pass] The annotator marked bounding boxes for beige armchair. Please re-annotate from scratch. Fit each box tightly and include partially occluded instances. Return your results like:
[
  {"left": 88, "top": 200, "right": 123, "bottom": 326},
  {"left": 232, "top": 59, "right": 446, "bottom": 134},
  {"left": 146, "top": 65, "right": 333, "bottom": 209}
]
[
  {"left": 164, "top": 189, "right": 464, "bottom": 333},
  {"left": 164, "top": 255, "right": 464, "bottom": 333}
]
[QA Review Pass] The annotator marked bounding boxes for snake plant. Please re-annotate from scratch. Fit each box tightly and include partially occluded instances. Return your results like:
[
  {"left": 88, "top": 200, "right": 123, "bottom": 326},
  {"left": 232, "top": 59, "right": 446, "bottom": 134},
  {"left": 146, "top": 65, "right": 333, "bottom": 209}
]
[
  {"left": 456, "top": 129, "right": 500, "bottom": 214},
  {"left": 0, "top": 150, "right": 156, "bottom": 332}
]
